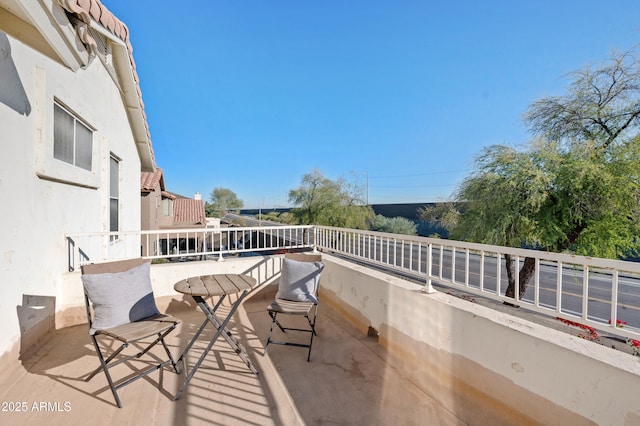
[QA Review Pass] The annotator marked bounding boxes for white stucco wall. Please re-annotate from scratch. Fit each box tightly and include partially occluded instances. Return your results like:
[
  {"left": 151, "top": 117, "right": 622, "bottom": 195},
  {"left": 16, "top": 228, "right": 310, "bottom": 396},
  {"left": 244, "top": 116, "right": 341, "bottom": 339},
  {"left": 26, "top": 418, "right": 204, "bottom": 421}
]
[{"left": 0, "top": 31, "right": 141, "bottom": 358}]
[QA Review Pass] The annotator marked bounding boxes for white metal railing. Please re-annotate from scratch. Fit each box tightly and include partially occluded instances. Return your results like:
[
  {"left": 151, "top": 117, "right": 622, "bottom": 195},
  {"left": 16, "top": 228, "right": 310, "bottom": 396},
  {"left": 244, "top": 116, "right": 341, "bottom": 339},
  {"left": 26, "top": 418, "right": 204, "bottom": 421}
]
[
  {"left": 66, "top": 225, "right": 314, "bottom": 271},
  {"left": 313, "top": 225, "right": 640, "bottom": 341},
  {"left": 66, "top": 224, "right": 640, "bottom": 341}
]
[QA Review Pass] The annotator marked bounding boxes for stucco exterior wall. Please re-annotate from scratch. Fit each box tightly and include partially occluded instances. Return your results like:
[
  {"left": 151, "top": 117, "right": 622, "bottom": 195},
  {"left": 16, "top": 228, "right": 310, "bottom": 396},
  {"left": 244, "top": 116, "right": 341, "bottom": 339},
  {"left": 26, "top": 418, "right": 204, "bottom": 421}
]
[
  {"left": 0, "top": 31, "right": 142, "bottom": 359},
  {"left": 141, "top": 191, "right": 155, "bottom": 231},
  {"left": 159, "top": 197, "right": 174, "bottom": 228}
]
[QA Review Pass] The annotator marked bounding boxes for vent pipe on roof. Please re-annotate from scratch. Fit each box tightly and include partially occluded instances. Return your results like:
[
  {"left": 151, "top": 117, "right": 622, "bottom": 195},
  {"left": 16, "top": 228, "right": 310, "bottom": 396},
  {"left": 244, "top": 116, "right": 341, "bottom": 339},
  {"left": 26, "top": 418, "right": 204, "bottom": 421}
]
[{"left": 194, "top": 192, "right": 201, "bottom": 200}]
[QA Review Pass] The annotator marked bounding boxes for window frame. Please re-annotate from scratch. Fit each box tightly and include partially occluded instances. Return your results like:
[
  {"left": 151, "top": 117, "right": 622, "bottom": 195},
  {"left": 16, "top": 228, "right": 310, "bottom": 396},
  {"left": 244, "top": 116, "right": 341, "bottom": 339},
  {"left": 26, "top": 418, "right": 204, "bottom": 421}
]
[
  {"left": 109, "top": 153, "right": 120, "bottom": 238},
  {"left": 53, "top": 101, "right": 93, "bottom": 171}
]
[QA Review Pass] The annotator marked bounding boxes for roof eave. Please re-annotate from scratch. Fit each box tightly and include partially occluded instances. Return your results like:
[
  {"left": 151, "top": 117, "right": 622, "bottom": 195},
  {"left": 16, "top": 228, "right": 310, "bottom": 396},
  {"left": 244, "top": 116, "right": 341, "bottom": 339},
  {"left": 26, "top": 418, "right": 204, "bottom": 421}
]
[
  {"left": 113, "top": 43, "right": 154, "bottom": 171},
  {"left": 15, "top": 0, "right": 90, "bottom": 70}
]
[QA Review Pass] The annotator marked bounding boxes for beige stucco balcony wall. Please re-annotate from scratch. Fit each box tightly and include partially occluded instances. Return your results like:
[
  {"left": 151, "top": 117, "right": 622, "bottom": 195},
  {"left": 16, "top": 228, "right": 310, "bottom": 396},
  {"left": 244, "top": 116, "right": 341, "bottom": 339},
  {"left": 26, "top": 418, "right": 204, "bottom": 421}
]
[{"left": 318, "top": 255, "right": 640, "bottom": 426}]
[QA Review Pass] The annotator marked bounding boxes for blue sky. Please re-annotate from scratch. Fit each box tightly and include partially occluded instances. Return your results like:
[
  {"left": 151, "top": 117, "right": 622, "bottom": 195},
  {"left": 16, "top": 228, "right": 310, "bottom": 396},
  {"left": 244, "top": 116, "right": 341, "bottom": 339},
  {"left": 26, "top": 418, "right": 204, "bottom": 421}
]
[{"left": 102, "top": 1, "right": 640, "bottom": 209}]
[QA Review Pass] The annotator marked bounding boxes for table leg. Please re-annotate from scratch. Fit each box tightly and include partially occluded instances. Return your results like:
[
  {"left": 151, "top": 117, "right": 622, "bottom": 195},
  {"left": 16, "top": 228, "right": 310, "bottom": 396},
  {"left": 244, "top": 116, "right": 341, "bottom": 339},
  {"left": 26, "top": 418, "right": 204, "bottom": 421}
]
[
  {"left": 175, "top": 316, "right": 208, "bottom": 374},
  {"left": 198, "top": 295, "right": 258, "bottom": 374},
  {"left": 173, "top": 291, "right": 258, "bottom": 401},
  {"left": 175, "top": 294, "right": 228, "bottom": 368}
]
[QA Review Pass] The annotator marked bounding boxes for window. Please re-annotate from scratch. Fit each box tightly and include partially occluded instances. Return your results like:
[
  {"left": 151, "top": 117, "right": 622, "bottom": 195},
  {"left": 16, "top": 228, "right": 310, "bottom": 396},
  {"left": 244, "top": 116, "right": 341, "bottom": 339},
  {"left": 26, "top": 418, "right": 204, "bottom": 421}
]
[
  {"left": 110, "top": 154, "right": 119, "bottom": 233},
  {"left": 163, "top": 198, "right": 171, "bottom": 216},
  {"left": 54, "top": 102, "right": 93, "bottom": 171}
]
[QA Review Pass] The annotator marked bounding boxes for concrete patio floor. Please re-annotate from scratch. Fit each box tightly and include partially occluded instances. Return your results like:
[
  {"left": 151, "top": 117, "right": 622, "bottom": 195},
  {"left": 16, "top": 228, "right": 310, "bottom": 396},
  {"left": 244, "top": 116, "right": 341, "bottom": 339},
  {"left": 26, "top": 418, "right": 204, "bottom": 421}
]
[{"left": 0, "top": 283, "right": 466, "bottom": 426}]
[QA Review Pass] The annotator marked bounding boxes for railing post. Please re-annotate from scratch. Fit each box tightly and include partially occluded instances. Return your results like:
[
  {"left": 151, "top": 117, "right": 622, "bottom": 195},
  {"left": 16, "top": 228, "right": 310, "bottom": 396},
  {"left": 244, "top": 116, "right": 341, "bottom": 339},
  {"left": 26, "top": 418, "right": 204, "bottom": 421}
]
[
  {"left": 451, "top": 247, "right": 456, "bottom": 284},
  {"left": 423, "top": 243, "right": 436, "bottom": 294},
  {"left": 515, "top": 255, "right": 520, "bottom": 303},
  {"left": 479, "top": 251, "right": 485, "bottom": 291},
  {"left": 217, "top": 229, "right": 225, "bottom": 261},
  {"left": 312, "top": 226, "right": 319, "bottom": 253},
  {"left": 556, "top": 261, "right": 563, "bottom": 311},
  {"left": 580, "top": 264, "right": 588, "bottom": 321},
  {"left": 496, "top": 254, "right": 502, "bottom": 296},
  {"left": 610, "top": 270, "right": 619, "bottom": 327}
]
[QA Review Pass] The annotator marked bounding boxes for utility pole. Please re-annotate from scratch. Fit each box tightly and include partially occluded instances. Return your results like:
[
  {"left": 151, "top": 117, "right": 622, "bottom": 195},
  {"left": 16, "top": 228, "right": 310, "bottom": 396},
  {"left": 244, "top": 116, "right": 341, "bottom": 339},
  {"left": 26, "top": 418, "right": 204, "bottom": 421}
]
[{"left": 366, "top": 171, "right": 369, "bottom": 205}]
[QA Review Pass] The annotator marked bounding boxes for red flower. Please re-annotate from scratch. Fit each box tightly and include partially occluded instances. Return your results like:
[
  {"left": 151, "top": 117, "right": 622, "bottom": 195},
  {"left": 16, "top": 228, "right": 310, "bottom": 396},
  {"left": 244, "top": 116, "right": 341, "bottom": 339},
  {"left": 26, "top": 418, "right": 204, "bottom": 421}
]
[
  {"left": 608, "top": 318, "right": 628, "bottom": 328},
  {"left": 557, "top": 317, "right": 599, "bottom": 341}
]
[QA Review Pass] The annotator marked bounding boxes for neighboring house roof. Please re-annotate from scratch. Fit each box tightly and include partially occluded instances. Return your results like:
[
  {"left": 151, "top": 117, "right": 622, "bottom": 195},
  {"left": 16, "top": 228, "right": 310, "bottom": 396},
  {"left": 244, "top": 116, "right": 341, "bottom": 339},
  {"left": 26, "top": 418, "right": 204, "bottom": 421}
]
[
  {"left": 1, "top": 0, "right": 156, "bottom": 171},
  {"left": 140, "top": 172, "right": 204, "bottom": 224},
  {"left": 162, "top": 191, "right": 177, "bottom": 200},
  {"left": 173, "top": 199, "right": 206, "bottom": 225},
  {"left": 165, "top": 191, "right": 201, "bottom": 202},
  {"left": 165, "top": 191, "right": 191, "bottom": 199},
  {"left": 141, "top": 168, "right": 165, "bottom": 193}
]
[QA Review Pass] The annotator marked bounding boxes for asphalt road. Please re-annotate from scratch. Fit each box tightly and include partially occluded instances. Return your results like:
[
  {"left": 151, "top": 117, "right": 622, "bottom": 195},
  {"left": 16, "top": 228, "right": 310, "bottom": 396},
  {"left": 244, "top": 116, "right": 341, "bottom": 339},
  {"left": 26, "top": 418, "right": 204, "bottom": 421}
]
[{"left": 365, "top": 242, "right": 640, "bottom": 330}]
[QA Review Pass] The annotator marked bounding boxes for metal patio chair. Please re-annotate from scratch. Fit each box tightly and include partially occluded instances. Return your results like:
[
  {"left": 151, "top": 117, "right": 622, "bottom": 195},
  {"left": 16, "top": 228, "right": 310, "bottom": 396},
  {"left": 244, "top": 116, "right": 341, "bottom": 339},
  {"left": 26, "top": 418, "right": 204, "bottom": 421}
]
[
  {"left": 80, "top": 258, "right": 180, "bottom": 408},
  {"left": 265, "top": 253, "right": 324, "bottom": 362}
]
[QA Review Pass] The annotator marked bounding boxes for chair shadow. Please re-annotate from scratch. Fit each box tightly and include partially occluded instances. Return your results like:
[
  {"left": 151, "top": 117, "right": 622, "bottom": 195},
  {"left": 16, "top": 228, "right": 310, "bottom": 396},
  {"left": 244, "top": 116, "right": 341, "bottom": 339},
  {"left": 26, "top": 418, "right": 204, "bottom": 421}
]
[
  {"left": 17, "top": 256, "right": 293, "bottom": 417},
  {"left": 21, "top": 296, "right": 189, "bottom": 408}
]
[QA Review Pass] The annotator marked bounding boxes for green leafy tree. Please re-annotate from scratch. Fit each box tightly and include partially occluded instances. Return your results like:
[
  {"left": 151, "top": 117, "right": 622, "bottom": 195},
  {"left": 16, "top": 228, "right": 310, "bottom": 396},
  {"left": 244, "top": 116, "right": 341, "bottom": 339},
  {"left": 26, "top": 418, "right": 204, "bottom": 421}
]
[
  {"left": 258, "top": 211, "right": 283, "bottom": 223},
  {"left": 256, "top": 211, "right": 297, "bottom": 224},
  {"left": 525, "top": 49, "right": 640, "bottom": 151},
  {"left": 276, "top": 211, "right": 297, "bottom": 224},
  {"left": 288, "top": 169, "right": 374, "bottom": 228},
  {"left": 370, "top": 215, "right": 417, "bottom": 235},
  {"left": 418, "top": 202, "right": 460, "bottom": 235},
  {"left": 204, "top": 202, "right": 214, "bottom": 217},
  {"left": 422, "top": 48, "right": 640, "bottom": 301},
  {"left": 208, "top": 187, "right": 243, "bottom": 217}
]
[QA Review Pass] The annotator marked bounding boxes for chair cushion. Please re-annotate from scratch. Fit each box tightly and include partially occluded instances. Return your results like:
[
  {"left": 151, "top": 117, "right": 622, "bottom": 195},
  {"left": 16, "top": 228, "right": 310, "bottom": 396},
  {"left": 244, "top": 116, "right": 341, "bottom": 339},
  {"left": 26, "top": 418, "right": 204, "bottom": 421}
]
[
  {"left": 82, "top": 261, "right": 160, "bottom": 335},
  {"left": 275, "top": 258, "right": 324, "bottom": 303}
]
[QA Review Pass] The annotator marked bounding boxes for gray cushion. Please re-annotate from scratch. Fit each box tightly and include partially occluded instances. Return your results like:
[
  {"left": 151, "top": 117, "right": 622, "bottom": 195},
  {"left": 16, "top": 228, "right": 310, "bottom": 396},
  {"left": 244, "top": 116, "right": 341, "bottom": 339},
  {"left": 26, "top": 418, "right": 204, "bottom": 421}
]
[
  {"left": 276, "top": 258, "right": 324, "bottom": 303},
  {"left": 82, "top": 261, "right": 160, "bottom": 334}
]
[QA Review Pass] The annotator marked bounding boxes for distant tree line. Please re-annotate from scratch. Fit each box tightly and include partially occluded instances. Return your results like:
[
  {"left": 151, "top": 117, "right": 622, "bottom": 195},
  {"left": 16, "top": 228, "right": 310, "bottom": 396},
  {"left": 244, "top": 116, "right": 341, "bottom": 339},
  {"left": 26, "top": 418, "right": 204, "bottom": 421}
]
[{"left": 208, "top": 169, "right": 427, "bottom": 236}]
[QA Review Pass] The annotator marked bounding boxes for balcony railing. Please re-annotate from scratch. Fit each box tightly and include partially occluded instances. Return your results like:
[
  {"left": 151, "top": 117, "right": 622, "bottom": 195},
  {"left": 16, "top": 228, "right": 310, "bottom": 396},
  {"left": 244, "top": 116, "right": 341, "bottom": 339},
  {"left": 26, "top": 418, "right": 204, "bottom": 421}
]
[
  {"left": 314, "top": 225, "right": 640, "bottom": 342},
  {"left": 66, "top": 225, "right": 314, "bottom": 271},
  {"left": 67, "top": 224, "right": 640, "bottom": 341}
]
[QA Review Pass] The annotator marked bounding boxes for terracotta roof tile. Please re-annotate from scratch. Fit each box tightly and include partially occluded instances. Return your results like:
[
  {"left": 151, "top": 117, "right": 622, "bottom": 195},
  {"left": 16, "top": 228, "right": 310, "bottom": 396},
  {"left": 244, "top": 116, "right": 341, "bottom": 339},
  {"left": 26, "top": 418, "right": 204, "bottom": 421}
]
[
  {"left": 89, "top": 1, "right": 101, "bottom": 21},
  {"left": 173, "top": 199, "right": 206, "bottom": 225},
  {"left": 140, "top": 168, "right": 164, "bottom": 192}
]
